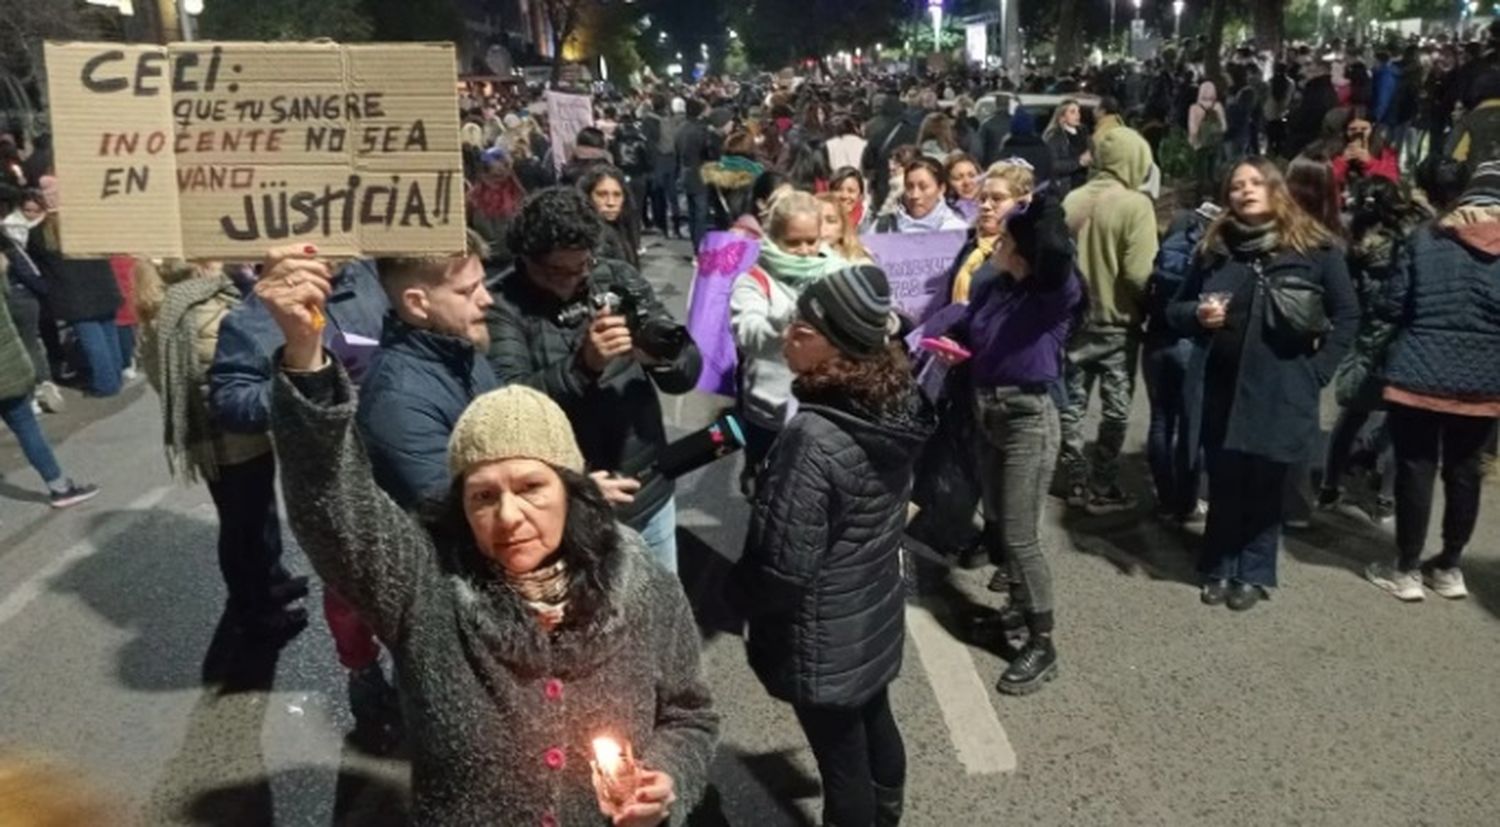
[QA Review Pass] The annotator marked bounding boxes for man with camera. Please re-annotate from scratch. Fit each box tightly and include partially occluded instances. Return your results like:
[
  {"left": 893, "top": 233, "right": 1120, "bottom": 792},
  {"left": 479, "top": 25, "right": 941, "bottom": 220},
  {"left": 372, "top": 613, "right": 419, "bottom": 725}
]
[{"left": 486, "top": 187, "right": 702, "bottom": 573}]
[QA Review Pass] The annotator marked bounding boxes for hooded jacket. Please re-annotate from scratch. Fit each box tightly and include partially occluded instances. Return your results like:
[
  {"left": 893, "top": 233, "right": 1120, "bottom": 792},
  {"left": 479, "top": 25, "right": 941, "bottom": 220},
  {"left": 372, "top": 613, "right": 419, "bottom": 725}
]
[
  {"left": 270, "top": 365, "right": 718, "bottom": 827},
  {"left": 701, "top": 159, "right": 759, "bottom": 232},
  {"left": 733, "top": 390, "right": 932, "bottom": 707},
  {"left": 1378, "top": 208, "right": 1500, "bottom": 404},
  {"left": 1061, "top": 127, "right": 1160, "bottom": 330}
]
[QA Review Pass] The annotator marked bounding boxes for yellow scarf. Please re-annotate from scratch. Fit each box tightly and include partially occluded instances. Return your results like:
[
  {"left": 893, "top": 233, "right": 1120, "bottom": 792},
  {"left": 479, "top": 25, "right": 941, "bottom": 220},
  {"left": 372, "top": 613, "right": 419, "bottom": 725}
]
[{"left": 952, "top": 235, "right": 1000, "bottom": 304}]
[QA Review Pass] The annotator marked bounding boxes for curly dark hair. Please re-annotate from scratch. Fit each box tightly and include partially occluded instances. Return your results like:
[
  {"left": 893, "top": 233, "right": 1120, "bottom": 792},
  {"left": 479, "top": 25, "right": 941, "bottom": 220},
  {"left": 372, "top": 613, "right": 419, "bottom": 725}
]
[
  {"left": 507, "top": 186, "right": 603, "bottom": 258},
  {"left": 792, "top": 343, "right": 914, "bottom": 416},
  {"left": 422, "top": 467, "right": 621, "bottom": 630}
]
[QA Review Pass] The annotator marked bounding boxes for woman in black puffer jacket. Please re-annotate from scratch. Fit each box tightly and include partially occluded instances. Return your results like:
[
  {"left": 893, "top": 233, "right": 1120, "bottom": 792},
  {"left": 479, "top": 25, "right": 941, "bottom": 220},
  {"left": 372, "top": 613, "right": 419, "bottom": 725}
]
[
  {"left": 1363, "top": 162, "right": 1500, "bottom": 603},
  {"left": 732, "top": 264, "right": 932, "bottom": 827}
]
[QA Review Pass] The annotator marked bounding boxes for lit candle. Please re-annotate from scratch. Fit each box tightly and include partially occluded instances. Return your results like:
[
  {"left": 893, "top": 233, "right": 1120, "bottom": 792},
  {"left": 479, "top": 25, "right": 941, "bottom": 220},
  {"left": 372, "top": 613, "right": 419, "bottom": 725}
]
[{"left": 591, "top": 735, "right": 639, "bottom": 810}]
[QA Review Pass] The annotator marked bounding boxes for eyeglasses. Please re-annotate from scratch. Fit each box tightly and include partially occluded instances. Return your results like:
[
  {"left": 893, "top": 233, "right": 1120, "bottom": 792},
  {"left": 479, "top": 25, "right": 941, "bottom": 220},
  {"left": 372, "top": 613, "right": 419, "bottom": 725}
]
[{"left": 532, "top": 253, "right": 596, "bottom": 282}]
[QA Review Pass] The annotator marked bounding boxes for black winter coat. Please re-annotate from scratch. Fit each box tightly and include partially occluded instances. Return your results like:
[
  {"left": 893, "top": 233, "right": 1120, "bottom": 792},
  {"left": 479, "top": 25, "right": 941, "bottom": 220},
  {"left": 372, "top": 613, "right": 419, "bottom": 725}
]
[
  {"left": 1378, "top": 219, "right": 1500, "bottom": 399},
  {"left": 485, "top": 259, "right": 701, "bottom": 528},
  {"left": 31, "top": 243, "right": 121, "bottom": 322},
  {"left": 978, "top": 113, "right": 1013, "bottom": 168},
  {"left": 733, "top": 392, "right": 932, "bottom": 708},
  {"left": 1168, "top": 244, "right": 1359, "bottom": 465}
]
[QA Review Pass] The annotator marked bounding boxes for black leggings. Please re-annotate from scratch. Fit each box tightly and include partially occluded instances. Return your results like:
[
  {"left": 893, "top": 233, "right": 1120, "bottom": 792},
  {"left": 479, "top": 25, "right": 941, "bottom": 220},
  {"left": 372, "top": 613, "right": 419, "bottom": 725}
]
[
  {"left": 1388, "top": 404, "right": 1498, "bottom": 571},
  {"left": 792, "top": 688, "right": 906, "bottom": 827}
]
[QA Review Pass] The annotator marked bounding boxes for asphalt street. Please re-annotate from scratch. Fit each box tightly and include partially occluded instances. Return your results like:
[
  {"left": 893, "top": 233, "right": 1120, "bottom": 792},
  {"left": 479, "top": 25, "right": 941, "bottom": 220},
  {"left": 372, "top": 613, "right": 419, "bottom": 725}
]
[{"left": 2, "top": 237, "right": 1498, "bottom": 826}]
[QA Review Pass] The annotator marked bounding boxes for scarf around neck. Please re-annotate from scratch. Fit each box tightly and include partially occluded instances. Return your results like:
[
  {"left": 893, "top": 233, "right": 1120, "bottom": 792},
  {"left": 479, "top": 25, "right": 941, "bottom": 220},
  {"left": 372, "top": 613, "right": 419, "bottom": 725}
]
[
  {"left": 1225, "top": 217, "right": 1280, "bottom": 256},
  {"left": 505, "top": 557, "right": 570, "bottom": 632},
  {"left": 757, "top": 239, "right": 847, "bottom": 289},
  {"left": 897, "top": 200, "right": 961, "bottom": 233}
]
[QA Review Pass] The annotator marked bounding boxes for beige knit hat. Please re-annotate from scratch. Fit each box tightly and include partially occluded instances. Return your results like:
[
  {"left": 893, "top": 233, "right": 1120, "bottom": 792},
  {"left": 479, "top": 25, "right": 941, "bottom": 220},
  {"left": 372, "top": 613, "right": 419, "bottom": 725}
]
[{"left": 447, "top": 386, "right": 585, "bottom": 478}]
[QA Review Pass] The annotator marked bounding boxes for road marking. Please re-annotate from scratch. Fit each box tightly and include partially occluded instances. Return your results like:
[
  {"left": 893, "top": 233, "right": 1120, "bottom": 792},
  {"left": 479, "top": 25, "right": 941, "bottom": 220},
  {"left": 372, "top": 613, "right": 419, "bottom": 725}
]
[
  {"left": 906, "top": 602, "right": 1019, "bottom": 775},
  {"left": 0, "top": 486, "right": 172, "bottom": 629}
]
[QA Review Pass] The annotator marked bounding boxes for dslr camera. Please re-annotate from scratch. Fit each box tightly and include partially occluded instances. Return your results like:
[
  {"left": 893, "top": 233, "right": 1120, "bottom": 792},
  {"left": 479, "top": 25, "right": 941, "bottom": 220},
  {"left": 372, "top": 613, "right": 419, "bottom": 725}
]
[
  {"left": 591, "top": 283, "right": 691, "bottom": 362},
  {"left": 556, "top": 281, "right": 691, "bottom": 362}
]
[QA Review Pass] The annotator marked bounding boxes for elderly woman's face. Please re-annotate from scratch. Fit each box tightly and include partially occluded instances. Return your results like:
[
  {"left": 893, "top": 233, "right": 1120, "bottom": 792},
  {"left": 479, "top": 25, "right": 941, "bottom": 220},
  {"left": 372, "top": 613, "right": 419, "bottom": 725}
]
[{"left": 463, "top": 459, "right": 568, "bottom": 574}]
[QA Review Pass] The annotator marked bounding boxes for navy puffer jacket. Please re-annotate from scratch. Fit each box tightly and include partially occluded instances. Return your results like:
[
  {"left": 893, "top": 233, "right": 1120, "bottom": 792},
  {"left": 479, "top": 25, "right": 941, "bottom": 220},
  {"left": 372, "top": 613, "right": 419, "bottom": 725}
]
[
  {"left": 733, "top": 389, "right": 932, "bottom": 708},
  {"left": 1379, "top": 216, "right": 1500, "bottom": 398}
]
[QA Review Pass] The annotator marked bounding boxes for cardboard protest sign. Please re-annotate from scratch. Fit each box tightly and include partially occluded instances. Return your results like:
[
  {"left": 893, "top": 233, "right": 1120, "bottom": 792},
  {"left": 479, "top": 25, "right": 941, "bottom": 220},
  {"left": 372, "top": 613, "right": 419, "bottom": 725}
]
[
  {"left": 45, "top": 41, "right": 464, "bottom": 258},
  {"left": 684, "top": 232, "right": 761, "bottom": 396},
  {"left": 861, "top": 230, "right": 968, "bottom": 322},
  {"left": 545, "top": 90, "right": 594, "bottom": 173}
]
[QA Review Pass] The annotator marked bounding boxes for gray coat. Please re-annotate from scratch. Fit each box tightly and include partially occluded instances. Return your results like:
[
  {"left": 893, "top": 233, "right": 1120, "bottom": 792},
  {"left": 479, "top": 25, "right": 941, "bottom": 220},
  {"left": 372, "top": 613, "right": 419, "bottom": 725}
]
[{"left": 270, "top": 366, "right": 718, "bottom": 827}]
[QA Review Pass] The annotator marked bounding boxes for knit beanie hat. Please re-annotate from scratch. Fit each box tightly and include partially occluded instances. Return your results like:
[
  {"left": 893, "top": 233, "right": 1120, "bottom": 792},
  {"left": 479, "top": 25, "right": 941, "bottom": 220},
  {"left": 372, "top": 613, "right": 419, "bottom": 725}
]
[
  {"left": 1460, "top": 160, "right": 1500, "bottom": 207},
  {"left": 796, "top": 265, "right": 894, "bottom": 360},
  {"left": 447, "top": 386, "right": 585, "bottom": 478}
]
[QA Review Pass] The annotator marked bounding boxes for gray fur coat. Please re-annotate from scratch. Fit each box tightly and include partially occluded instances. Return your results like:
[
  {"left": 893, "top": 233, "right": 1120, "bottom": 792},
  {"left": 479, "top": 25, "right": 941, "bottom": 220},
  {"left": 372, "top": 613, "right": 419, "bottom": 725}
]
[{"left": 270, "top": 365, "right": 719, "bottom": 826}]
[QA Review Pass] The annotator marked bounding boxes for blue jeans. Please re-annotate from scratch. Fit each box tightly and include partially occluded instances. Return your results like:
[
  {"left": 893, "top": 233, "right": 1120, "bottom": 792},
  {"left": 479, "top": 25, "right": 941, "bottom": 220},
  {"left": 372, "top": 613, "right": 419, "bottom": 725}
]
[
  {"left": 0, "top": 394, "right": 63, "bottom": 485},
  {"left": 117, "top": 323, "right": 137, "bottom": 369},
  {"left": 1142, "top": 338, "right": 1198, "bottom": 515},
  {"left": 1201, "top": 448, "right": 1287, "bottom": 588},
  {"left": 636, "top": 497, "right": 679, "bottom": 574},
  {"left": 72, "top": 317, "right": 123, "bottom": 396}
]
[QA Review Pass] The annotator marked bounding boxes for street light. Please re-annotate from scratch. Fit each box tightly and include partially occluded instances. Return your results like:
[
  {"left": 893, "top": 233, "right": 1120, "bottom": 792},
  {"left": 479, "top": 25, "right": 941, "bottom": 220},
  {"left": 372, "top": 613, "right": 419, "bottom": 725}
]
[
  {"left": 1110, "top": 0, "right": 1118, "bottom": 54},
  {"left": 1332, "top": 4, "right": 1342, "bottom": 38},
  {"left": 1130, "top": 0, "right": 1141, "bottom": 55},
  {"left": 1173, "top": 0, "right": 1184, "bottom": 39},
  {"left": 924, "top": 0, "right": 936, "bottom": 52},
  {"left": 1317, "top": 0, "right": 1327, "bottom": 41}
]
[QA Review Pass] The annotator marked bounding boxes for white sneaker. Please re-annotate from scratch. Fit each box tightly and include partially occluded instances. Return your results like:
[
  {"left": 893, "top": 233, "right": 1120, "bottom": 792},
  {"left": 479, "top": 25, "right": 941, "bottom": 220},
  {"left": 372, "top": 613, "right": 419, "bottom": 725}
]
[
  {"left": 1421, "top": 565, "right": 1468, "bottom": 600},
  {"left": 36, "top": 381, "right": 65, "bottom": 413},
  {"left": 1365, "top": 562, "right": 1425, "bottom": 602},
  {"left": 30, "top": 399, "right": 42, "bottom": 415},
  {"left": 122, "top": 366, "right": 140, "bottom": 382}
]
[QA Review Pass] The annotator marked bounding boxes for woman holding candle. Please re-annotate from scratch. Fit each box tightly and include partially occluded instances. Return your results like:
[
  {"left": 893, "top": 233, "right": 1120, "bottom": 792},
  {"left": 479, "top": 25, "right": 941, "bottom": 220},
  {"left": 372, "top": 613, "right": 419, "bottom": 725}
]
[
  {"left": 1168, "top": 158, "right": 1358, "bottom": 611},
  {"left": 733, "top": 264, "right": 932, "bottom": 827},
  {"left": 256, "top": 244, "right": 718, "bottom": 826}
]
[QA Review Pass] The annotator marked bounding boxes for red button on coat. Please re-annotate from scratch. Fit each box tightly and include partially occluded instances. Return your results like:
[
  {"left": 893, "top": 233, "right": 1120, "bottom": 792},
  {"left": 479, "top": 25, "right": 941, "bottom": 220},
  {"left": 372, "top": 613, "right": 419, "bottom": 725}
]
[
  {"left": 543, "top": 678, "right": 564, "bottom": 701},
  {"left": 544, "top": 747, "right": 566, "bottom": 770},
  {"left": 540, "top": 814, "right": 558, "bottom": 827}
]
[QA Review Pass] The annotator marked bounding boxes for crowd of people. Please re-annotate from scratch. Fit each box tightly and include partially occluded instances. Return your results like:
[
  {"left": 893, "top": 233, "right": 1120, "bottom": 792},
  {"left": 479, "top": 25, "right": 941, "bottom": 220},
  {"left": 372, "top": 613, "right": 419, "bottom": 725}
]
[{"left": 5, "top": 23, "right": 1500, "bottom": 827}]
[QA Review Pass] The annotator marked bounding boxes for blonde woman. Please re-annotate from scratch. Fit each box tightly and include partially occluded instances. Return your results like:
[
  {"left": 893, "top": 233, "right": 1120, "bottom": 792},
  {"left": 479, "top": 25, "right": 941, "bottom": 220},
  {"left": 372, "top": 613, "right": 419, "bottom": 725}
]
[
  {"left": 815, "top": 192, "right": 873, "bottom": 264},
  {"left": 731, "top": 191, "right": 848, "bottom": 472},
  {"left": 947, "top": 160, "right": 1035, "bottom": 304}
]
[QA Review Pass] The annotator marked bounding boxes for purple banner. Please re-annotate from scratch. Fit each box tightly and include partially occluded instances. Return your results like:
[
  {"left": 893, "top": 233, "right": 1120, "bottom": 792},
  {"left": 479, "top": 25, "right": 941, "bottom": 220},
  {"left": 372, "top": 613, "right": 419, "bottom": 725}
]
[
  {"left": 685, "top": 232, "right": 762, "bottom": 395},
  {"left": 861, "top": 230, "right": 969, "bottom": 323}
]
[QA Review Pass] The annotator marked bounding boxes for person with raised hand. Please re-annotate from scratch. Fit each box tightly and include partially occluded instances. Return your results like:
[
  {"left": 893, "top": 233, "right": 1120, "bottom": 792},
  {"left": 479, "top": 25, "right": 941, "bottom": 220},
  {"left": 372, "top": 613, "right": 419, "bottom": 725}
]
[{"left": 258, "top": 243, "right": 718, "bottom": 827}]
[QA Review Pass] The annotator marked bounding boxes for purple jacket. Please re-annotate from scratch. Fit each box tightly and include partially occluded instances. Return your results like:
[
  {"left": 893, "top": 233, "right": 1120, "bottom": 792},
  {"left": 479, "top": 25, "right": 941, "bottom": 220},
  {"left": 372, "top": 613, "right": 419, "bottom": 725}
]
[{"left": 960, "top": 260, "right": 1083, "bottom": 389}]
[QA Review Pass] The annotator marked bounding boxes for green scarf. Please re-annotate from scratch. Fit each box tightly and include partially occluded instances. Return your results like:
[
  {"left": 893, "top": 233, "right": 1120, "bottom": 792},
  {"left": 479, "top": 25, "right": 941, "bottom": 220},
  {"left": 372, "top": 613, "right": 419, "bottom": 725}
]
[
  {"left": 1225, "top": 217, "right": 1281, "bottom": 256},
  {"left": 757, "top": 240, "right": 848, "bottom": 290}
]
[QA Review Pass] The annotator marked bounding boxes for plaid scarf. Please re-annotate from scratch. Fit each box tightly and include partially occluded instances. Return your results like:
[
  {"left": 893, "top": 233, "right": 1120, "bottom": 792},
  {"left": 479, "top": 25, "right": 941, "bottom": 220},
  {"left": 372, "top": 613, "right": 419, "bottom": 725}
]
[{"left": 156, "top": 274, "right": 238, "bottom": 483}]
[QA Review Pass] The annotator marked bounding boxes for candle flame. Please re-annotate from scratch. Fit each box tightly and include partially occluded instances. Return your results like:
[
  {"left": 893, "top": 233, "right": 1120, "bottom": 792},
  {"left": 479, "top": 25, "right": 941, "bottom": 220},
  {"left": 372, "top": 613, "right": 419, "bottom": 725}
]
[{"left": 592, "top": 737, "right": 624, "bottom": 773}]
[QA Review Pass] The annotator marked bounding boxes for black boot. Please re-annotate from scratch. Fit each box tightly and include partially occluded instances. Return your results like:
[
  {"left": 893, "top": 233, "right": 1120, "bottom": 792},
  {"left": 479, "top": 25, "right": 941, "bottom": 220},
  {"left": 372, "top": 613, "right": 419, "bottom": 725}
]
[
  {"left": 874, "top": 783, "right": 904, "bottom": 827},
  {"left": 998, "top": 613, "right": 1058, "bottom": 695}
]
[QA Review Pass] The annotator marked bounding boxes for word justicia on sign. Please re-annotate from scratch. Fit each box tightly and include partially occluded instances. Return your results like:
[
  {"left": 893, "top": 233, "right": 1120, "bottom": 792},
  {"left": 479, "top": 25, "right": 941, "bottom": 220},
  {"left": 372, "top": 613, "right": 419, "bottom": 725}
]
[{"left": 220, "top": 172, "right": 458, "bottom": 242}]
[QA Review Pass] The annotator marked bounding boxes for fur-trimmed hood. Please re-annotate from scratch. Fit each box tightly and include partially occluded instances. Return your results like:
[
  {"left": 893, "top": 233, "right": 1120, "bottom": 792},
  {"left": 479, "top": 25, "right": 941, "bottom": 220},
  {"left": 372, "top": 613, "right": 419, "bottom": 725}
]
[{"left": 701, "top": 162, "right": 757, "bottom": 191}]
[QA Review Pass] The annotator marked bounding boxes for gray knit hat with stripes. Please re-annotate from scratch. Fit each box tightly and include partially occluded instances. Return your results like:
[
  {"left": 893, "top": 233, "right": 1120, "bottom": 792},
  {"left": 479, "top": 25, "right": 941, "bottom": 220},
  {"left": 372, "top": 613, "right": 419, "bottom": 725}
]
[{"left": 796, "top": 265, "right": 894, "bottom": 360}]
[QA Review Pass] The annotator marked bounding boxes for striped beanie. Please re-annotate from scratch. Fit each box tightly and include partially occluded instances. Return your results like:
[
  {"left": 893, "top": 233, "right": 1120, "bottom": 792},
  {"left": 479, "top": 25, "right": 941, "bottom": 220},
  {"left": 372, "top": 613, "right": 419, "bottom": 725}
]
[{"left": 796, "top": 265, "right": 894, "bottom": 360}]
